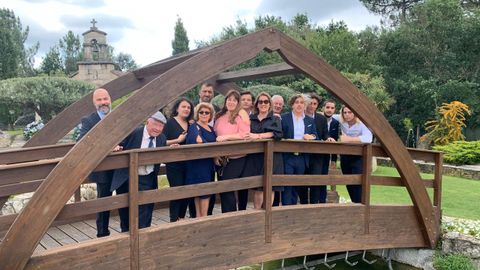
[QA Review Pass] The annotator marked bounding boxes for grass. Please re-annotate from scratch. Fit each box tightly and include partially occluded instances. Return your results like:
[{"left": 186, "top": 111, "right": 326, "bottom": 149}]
[
  {"left": 334, "top": 166, "right": 480, "bottom": 220},
  {"left": 3, "top": 129, "right": 23, "bottom": 137}
]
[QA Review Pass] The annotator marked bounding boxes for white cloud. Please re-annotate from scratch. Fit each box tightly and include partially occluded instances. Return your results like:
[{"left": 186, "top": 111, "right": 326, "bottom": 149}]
[{"left": 1, "top": 0, "right": 381, "bottom": 67}]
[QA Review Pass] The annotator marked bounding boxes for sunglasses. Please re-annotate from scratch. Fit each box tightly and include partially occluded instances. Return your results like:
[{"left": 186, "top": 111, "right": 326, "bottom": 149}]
[
  {"left": 257, "top": 100, "right": 270, "bottom": 105},
  {"left": 198, "top": 111, "right": 211, "bottom": 115}
]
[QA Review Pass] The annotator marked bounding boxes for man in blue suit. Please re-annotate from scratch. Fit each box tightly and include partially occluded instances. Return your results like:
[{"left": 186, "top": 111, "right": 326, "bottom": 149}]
[
  {"left": 305, "top": 94, "right": 336, "bottom": 204},
  {"left": 78, "top": 88, "right": 121, "bottom": 237},
  {"left": 322, "top": 99, "right": 340, "bottom": 173},
  {"left": 281, "top": 94, "right": 318, "bottom": 205},
  {"left": 110, "top": 111, "right": 167, "bottom": 232}
]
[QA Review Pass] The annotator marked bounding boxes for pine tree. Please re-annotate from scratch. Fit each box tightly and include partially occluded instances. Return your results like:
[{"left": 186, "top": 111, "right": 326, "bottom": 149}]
[{"left": 171, "top": 16, "right": 190, "bottom": 55}]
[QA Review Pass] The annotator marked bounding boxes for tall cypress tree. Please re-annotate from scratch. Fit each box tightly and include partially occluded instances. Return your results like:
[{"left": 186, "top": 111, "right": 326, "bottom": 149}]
[
  {"left": 0, "top": 8, "right": 37, "bottom": 79},
  {"left": 171, "top": 16, "right": 190, "bottom": 55}
]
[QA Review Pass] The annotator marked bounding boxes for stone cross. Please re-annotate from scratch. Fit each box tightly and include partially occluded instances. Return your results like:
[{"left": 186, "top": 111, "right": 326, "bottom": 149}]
[{"left": 90, "top": 18, "right": 97, "bottom": 29}]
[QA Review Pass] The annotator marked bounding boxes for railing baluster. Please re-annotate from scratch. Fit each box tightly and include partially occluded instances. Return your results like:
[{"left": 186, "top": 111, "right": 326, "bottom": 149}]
[
  {"left": 129, "top": 152, "right": 139, "bottom": 270},
  {"left": 74, "top": 187, "right": 81, "bottom": 202},
  {"left": 361, "top": 144, "right": 372, "bottom": 234},
  {"left": 263, "top": 141, "right": 273, "bottom": 243},
  {"left": 433, "top": 152, "right": 443, "bottom": 214}
]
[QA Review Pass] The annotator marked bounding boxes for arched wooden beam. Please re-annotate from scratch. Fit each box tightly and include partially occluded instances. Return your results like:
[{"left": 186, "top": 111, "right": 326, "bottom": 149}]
[
  {"left": 25, "top": 60, "right": 295, "bottom": 148},
  {"left": 276, "top": 32, "right": 437, "bottom": 247},
  {"left": 24, "top": 49, "right": 207, "bottom": 148},
  {"left": 0, "top": 27, "right": 281, "bottom": 270}
]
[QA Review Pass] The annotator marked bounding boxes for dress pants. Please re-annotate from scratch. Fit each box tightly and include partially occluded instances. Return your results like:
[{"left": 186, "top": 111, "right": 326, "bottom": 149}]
[
  {"left": 282, "top": 154, "right": 306, "bottom": 205},
  {"left": 272, "top": 191, "right": 281, "bottom": 206},
  {"left": 116, "top": 173, "right": 157, "bottom": 232},
  {"left": 218, "top": 157, "right": 246, "bottom": 213},
  {"left": 96, "top": 179, "right": 113, "bottom": 237},
  {"left": 340, "top": 155, "right": 363, "bottom": 203},
  {"left": 166, "top": 163, "right": 189, "bottom": 222},
  {"left": 305, "top": 154, "right": 328, "bottom": 204}
]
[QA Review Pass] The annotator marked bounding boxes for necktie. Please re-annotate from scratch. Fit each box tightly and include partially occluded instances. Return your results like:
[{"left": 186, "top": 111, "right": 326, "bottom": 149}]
[{"left": 148, "top": 136, "right": 154, "bottom": 148}]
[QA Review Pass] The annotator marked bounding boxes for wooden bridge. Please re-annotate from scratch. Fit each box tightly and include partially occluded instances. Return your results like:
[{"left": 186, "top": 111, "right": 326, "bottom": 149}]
[{"left": 0, "top": 28, "right": 442, "bottom": 269}]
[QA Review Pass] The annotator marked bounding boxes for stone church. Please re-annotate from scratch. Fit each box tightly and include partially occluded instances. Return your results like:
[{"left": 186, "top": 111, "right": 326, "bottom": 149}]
[{"left": 72, "top": 19, "right": 124, "bottom": 86}]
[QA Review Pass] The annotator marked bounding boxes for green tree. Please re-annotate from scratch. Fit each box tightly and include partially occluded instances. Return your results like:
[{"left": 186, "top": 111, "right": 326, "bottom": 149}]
[
  {"left": 171, "top": 16, "right": 189, "bottom": 55},
  {"left": 376, "top": 0, "right": 480, "bottom": 138},
  {"left": 0, "top": 77, "right": 95, "bottom": 122},
  {"left": 114, "top": 52, "right": 138, "bottom": 71},
  {"left": 58, "top": 30, "right": 82, "bottom": 75},
  {"left": 40, "top": 46, "right": 64, "bottom": 75},
  {"left": 360, "top": 0, "right": 424, "bottom": 25},
  {"left": 0, "top": 8, "right": 38, "bottom": 79}
]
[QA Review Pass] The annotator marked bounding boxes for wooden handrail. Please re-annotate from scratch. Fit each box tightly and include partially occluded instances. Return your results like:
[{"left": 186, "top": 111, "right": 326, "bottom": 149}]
[{"left": 0, "top": 141, "right": 442, "bottom": 199}]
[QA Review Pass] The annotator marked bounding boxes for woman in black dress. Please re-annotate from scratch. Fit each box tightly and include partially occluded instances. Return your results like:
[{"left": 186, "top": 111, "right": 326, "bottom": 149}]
[
  {"left": 243, "top": 92, "right": 283, "bottom": 209},
  {"left": 163, "top": 98, "right": 194, "bottom": 222}
]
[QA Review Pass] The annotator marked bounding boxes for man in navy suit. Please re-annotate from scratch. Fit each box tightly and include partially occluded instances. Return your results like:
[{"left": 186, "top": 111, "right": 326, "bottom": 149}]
[
  {"left": 281, "top": 94, "right": 318, "bottom": 205},
  {"left": 78, "top": 88, "right": 121, "bottom": 238},
  {"left": 110, "top": 111, "right": 167, "bottom": 232},
  {"left": 322, "top": 99, "right": 340, "bottom": 172},
  {"left": 304, "top": 93, "right": 336, "bottom": 204}
]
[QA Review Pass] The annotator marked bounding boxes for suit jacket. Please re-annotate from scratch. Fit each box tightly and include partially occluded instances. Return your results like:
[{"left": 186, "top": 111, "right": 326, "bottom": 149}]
[
  {"left": 78, "top": 112, "right": 112, "bottom": 184},
  {"left": 313, "top": 113, "right": 329, "bottom": 141},
  {"left": 110, "top": 126, "right": 167, "bottom": 191},
  {"left": 328, "top": 117, "right": 340, "bottom": 162},
  {"left": 281, "top": 112, "right": 318, "bottom": 167}
]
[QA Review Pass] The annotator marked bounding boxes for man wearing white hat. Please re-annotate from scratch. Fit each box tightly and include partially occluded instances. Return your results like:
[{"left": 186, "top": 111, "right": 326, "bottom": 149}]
[{"left": 111, "top": 111, "right": 167, "bottom": 231}]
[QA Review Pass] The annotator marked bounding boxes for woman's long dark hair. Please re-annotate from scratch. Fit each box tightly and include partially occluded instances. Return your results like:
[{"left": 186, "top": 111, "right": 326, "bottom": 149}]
[
  {"left": 215, "top": 90, "right": 241, "bottom": 124},
  {"left": 171, "top": 97, "right": 194, "bottom": 121}
]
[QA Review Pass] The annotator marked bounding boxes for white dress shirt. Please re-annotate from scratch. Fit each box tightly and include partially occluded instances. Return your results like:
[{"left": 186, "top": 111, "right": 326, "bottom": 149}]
[{"left": 138, "top": 126, "right": 156, "bottom": 175}]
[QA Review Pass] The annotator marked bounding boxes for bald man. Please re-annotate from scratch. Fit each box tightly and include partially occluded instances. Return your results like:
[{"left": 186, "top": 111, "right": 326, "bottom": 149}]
[{"left": 78, "top": 88, "right": 117, "bottom": 237}]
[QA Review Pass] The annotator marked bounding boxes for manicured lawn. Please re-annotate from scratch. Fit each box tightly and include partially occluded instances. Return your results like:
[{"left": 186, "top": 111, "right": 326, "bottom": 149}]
[{"left": 335, "top": 166, "right": 480, "bottom": 220}]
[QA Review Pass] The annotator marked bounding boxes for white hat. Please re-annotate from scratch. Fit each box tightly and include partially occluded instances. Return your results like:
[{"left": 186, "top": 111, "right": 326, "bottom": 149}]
[{"left": 150, "top": 111, "right": 167, "bottom": 124}]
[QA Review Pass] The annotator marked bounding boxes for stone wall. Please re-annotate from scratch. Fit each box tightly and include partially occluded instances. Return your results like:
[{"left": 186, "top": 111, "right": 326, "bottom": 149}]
[
  {"left": 442, "top": 232, "right": 480, "bottom": 269},
  {"left": 377, "top": 157, "right": 480, "bottom": 180}
]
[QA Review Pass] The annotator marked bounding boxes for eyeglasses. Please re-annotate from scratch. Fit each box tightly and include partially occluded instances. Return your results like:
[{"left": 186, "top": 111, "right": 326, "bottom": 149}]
[
  {"left": 257, "top": 100, "right": 270, "bottom": 105},
  {"left": 198, "top": 111, "right": 211, "bottom": 115}
]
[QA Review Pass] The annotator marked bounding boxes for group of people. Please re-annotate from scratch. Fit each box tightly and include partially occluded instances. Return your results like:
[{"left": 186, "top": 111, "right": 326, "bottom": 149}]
[{"left": 79, "top": 83, "right": 372, "bottom": 238}]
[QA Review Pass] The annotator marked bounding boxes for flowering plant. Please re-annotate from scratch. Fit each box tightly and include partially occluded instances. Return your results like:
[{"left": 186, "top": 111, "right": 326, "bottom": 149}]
[
  {"left": 23, "top": 120, "right": 44, "bottom": 140},
  {"left": 72, "top": 124, "right": 81, "bottom": 141}
]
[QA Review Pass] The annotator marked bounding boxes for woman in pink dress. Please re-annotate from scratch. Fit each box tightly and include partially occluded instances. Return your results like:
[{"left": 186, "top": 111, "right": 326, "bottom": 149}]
[{"left": 213, "top": 90, "right": 250, "bottom": 213}]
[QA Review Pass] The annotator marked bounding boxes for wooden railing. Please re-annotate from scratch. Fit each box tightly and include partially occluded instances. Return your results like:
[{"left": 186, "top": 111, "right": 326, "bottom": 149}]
[{"left": 0, "top": 140, "right": 443, "bottom": 269}]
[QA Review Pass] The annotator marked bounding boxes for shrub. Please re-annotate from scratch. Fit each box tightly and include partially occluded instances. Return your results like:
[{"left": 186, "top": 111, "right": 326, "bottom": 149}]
[
  {"left": 433, "top": 141, "right": 480, "bottom": 165},
  {"left": 433, "top": 253, "right": 475, "bottom": 270},
  {"left": 0, "top": 76, "right": 95, "bottom": 124}
]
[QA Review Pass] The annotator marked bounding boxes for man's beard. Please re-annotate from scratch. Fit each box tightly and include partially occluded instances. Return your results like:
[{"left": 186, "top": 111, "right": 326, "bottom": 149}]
[{"left": 97, "top": 104, "right": 111, "bottom": 114}]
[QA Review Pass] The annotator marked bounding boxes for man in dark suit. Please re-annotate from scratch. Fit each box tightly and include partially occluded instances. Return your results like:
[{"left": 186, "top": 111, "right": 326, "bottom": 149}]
[
  {"left": 281, "top": 94, "right": 318, "bottom": 205},
  {"left": 304, "top": 93, "right": 336, "bottom": 204},
  {"left": 78, "top": 88, "right": 120, "bottom": 238},
  {"left": 322, "top": 99, "right": 340, "bottom": 173},
  {"left": 110, "top": 112, "right": 167, "bottom": 232}
]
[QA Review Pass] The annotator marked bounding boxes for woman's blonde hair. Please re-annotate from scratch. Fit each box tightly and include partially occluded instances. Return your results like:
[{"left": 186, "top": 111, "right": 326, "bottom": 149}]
[
  {"left": 194, "top": 102, "right": 215, "bottom": 122},
  {"left": 339, "top": 105, "right": 360, "bottom": 124}
]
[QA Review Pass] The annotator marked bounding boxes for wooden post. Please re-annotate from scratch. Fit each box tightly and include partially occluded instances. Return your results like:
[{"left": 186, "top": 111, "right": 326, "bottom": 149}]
[
  {"left": 433, "top": 152, "right": 443, "bottom": 212},
  {"left": 129, "top": 152, "right": 139, "bottom": 270},
  {"left": 361, "top": 144, "right": 372, "bottom": 234},
  {"left": 263, "top": 141, "right": 273, "bottom": 243}
]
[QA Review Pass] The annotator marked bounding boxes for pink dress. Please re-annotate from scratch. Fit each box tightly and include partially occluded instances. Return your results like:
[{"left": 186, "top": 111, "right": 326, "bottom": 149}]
[{"left": 214, "top": 113, "right": 250, "bottom": 159}]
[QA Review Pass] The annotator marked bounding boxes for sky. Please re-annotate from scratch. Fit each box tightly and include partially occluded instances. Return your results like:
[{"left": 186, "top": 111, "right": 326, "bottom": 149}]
[{"left": 1, "top": 0, "right": 382, "bottom": 68}]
